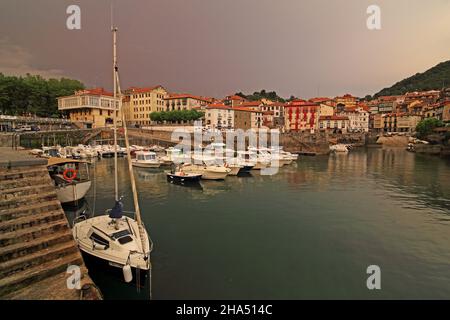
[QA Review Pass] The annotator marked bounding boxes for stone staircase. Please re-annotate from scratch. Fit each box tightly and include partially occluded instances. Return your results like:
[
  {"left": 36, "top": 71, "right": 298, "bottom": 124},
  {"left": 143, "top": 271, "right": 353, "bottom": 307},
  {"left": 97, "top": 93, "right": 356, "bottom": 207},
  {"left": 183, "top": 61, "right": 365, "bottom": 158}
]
[{"left": 0, "top": 163, "right": 101, "bottom": 299}]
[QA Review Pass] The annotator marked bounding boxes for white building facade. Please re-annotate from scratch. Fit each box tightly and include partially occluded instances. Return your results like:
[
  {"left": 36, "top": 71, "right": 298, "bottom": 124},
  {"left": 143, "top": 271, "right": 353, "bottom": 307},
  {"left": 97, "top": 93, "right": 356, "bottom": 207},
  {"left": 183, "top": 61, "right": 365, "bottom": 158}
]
[{"left": 341, "top": 107, "right": 369, "bottom": 132}]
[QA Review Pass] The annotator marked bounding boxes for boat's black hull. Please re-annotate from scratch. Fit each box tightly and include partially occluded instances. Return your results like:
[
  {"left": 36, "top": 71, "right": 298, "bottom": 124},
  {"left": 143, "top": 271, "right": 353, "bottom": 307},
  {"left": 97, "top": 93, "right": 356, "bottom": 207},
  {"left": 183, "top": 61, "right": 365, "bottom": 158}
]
[
  {"left": 166, "top": 173, "right": 202, "bottom": 184},
  {"left": 238, "top": 165, "right": 253, "bottom": 174},
  {"left": 80, "top": 250, "right": 149, "bottom": 286}
]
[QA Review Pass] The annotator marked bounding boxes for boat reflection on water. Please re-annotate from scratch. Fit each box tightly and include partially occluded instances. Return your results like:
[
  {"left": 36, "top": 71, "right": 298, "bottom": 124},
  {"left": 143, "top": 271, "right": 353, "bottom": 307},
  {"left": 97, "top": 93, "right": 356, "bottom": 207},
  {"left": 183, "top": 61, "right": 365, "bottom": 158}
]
[
  {"left": 168, "top": 180, "right": 203, "bottom": 190},
  {"left": 62, "top": 199, "right": 93, "bottom": 228},
  {"left": 134, "top": 168, "right": 163, "bottom": 181}
]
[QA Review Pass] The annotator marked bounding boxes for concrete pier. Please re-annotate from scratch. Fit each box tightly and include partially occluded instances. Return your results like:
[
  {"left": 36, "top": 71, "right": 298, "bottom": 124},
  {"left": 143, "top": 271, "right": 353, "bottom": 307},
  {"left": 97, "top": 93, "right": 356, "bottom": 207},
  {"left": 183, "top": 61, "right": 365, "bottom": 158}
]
[{"left": 0, "top": 148, "right": 101, "bottom": 300}]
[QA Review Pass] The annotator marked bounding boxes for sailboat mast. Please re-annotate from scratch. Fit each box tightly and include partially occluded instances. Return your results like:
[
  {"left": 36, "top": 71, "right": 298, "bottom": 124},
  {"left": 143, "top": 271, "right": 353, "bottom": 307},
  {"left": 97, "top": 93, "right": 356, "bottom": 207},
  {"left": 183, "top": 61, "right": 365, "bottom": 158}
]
[
  {"left": 112, "top": 28, "right": 144, "bottom": 228},
  {"left": 112, "top": 27, "right": 119, "bottom": 202}
]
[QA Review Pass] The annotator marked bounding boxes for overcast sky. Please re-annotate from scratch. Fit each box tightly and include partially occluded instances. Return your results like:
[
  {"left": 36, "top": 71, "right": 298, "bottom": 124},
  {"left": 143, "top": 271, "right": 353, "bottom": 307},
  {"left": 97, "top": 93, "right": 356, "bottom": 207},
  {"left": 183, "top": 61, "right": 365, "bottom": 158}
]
[{"left": 0, "top": 0, "right": 449, "bottom": 98}]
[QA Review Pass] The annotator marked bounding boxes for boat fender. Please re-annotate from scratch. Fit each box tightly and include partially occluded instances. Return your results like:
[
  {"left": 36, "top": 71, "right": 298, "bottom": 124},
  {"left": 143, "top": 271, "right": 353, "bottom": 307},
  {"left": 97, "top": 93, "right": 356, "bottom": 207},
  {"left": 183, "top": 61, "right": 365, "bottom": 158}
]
[
  {"left": 92, "top": 243, "right": 107, "bottom": 250},
  {"left": 123, "top": 264, "right": 133, "bottom": 283}
]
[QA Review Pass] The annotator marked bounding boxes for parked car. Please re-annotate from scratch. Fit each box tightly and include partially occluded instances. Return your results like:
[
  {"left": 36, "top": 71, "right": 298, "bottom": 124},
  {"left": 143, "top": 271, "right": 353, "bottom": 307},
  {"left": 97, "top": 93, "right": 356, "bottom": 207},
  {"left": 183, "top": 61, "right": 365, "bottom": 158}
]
[{"left": 15, "top": 125, "right": 32, "bottom": 132}]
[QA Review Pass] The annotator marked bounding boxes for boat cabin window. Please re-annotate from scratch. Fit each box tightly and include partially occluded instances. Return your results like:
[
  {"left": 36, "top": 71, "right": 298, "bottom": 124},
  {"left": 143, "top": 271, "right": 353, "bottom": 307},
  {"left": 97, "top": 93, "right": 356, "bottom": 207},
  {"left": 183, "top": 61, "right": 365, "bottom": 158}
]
[
  {"left": 90, "top": 232, "right": 109, "bottom": 247},
  {"left": 137, "top": 154, "right": 155, "bottom": 161},
  {"left": 111, "top": 229, "right": 133, "bottom": 245}
]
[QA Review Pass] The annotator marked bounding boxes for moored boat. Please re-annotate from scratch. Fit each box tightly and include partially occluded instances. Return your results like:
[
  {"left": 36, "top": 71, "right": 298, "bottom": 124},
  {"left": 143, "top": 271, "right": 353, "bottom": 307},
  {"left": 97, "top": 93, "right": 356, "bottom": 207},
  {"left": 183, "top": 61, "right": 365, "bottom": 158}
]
[
  {"left": 47, "top": 157, "right": 91, "bottom": 204},
  {"left": 181, "top": 163, "right": 230, "bottom": 180},
  {"left": 132, "top": 151, "right": 161, "bottom": 168},
  {"left": 166, "top": 171, "right": 202, "bottom": 183}
]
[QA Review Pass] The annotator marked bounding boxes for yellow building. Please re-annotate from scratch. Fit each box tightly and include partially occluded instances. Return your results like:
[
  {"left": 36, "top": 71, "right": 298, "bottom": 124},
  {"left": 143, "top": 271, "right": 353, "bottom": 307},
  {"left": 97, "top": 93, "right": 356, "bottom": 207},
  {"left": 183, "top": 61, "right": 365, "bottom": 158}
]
[
  {"left": 57, "top": 88, "right": 121, "bottom": 129},
  {"left": 164, "top": 94, "right": 211, "bottom": 111},
  {"left": 334, "top": 94, "right": 358, "bottom": 113},
  {"left": 382, "top": 113, "right": 421, "bottom": 133},
  {"left": 123, "top": 86, "right": 168, "bottom": 126}
]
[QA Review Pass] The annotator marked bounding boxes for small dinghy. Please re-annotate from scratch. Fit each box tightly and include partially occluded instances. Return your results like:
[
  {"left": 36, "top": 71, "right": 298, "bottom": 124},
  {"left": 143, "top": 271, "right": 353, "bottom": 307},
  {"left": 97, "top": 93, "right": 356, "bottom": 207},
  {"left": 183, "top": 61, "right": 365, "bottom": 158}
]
[{"left": 166, "top": 171, "right": 202, "bottom": 184}]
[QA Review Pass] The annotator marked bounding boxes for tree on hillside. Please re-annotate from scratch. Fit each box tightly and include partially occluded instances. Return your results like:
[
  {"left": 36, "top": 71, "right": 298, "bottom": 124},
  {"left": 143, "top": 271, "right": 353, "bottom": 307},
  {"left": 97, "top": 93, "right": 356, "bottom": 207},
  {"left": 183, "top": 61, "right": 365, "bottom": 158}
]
[
  {"left": 235, "top": 89, "right": 286, "bottom": 102},
  {"left": 374, "top": 60, "right": 450, "bottom": 98}
]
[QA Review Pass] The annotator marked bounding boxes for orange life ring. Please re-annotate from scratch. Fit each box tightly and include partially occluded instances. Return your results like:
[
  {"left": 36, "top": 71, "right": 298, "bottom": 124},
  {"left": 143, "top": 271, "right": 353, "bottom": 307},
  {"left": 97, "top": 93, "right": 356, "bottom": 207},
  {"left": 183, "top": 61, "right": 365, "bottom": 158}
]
[{"left": 63, "top": 168, "right": 77, "bottom": 181}]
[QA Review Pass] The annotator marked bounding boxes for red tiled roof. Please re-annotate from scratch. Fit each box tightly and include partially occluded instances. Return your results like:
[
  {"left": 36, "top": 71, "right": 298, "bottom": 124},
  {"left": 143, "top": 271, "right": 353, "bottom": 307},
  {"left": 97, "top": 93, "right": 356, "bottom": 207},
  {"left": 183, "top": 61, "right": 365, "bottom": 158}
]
[
  {"left": 206, "top": 104, "right": 231, "bottom": 110},
  {"left": 378, "top": 95, "right": 402, "bottom": 101},
  {"left": 345, "top": 104, "right": 370, "bottom": 112},
  {"left": 76, "top": 88, "right": 113, "bottom": 97},
  {"left": 126, "top": 86, "right": 164, "bottom": 94},
  {"left": 233, "top": 107, "right": 261, "bottom": 113},
  {"left": 267, "top": 102, "right": 285, "bottom": 107},
  {"left": 239, "top": 101, "right": 263, "bottom": 107},
  {"left": 286, "top": 100, "right": 318, "bottom": 107},
  {"left": 309, "top": 97, "right": 331, "bottom": 103},
  {"left": 165, "top": 93, "right": 212, "bottom": 102},
  {"left": 227, "top": 95, "right": 247, "bottom": 101},
  {"left": 319, "top": 115, "right": 349, "bottom": 121}
]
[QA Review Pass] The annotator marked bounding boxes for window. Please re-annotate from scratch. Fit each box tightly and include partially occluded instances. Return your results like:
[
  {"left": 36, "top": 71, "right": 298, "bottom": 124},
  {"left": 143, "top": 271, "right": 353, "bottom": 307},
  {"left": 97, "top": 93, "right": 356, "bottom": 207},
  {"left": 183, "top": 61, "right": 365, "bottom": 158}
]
[{"left": 90, "top": 232, "right": 109, "bottom": 247}]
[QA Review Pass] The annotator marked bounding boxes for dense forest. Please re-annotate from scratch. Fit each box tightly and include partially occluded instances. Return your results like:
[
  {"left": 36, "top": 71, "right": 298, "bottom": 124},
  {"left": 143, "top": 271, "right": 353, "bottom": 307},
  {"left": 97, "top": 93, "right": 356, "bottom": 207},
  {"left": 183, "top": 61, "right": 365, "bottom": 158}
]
[
  {"left": 0, "top": 73, "right": 84, "bottom": 117},
  {"left": 373, "top": 60, "right": 450, "bottom": 98}
]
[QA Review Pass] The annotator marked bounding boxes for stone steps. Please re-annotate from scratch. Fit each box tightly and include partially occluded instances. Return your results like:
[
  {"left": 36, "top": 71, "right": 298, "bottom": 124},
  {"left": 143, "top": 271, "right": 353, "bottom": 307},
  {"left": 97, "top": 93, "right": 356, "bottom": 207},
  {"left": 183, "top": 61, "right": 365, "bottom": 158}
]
[
  {"left": 0, "top": 252, "right": 83, "bottom": 297},
  {"left": 0, "top": 219, "right": 69, "bottom": 247},
  {"left": 0, "top": 175, "right": 51, "bottom": 190},
  {"left": 0, "top": 229, "right": 74, "bottom": 263},
  {"left": 0, "top": 209, "right": 65, "bottom": 233},
  {"left": 0, "top": 199, "right": 62, "bottom": 222},
  {"left": 2, "top": 264, "right": 95, "bottom": 300},
  {"left": 0, "top": 161, "right": 100, "bottom": 299},
  {"left": 0, "top": 166, "right": 49, "bottom": 181},
  {"left": 0, "top": 241, "right": 79, "bottom": 278},
  {"left": 0, "top": 184, "right": 56, "bottom": 201},
  {"left": 0, "top": 190, "right": 58, "bottom": 211}
]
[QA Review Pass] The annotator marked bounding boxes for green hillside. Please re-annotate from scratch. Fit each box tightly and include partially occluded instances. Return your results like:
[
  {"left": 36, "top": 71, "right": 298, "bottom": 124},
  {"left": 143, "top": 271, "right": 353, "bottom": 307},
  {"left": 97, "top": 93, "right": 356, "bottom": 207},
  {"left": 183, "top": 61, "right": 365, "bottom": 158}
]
[{"left": 374, "top": 60, "right": 450, "bottom": 98}]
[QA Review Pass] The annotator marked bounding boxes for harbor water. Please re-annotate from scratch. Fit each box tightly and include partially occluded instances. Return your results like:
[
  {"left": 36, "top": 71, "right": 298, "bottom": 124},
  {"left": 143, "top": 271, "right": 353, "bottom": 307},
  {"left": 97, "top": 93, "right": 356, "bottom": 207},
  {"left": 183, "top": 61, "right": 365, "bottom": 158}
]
[{"left": 64, "top": 148, "right": 450, "bottom": 299}]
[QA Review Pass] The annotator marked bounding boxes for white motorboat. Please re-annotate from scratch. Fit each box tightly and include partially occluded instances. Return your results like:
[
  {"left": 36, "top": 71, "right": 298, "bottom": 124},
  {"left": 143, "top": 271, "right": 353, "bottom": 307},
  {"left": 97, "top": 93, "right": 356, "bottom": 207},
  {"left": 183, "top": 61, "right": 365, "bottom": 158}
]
[
  {"left": 132, "top": 151, "right": 161, "bottom": 168},
  {"left": 73, "top": 27, "right": 152, "bottom": 284},
  {"left": 181, "top": 163, "right": 231, "bottom": 180},
  {"left": 42, "top": 146, "right": 62, "bottom": 158},
  {"left": 268, "top": 146, "right": 297, "bottom": 163},
  {"left": 249, "top": 147, "right": 290, "bottom": 167},
  {"left": 241, "top": 150, "right": 270, "bottom": 170},
  {"left": 160, "top": 147, "right": 191, "bottom": 165},
  {"left": 47, "top": 158, "right": 91, "bottom": 203},
  {"left": 330, "top": 144, "right": 349, "bottom": 153},
  {"left": 202, "top": 143, "right": 243, "bottom": 175}
]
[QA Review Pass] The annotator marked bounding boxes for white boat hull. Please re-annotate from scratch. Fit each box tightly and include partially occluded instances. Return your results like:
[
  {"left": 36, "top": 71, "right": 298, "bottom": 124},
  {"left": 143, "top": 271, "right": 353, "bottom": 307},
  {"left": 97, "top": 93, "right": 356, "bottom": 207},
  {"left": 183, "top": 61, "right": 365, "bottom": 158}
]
[
  {"left": 132, "top": 161, "right": 161, "bottom": 168},
  {"left": 182, "top": 165, "right": 230, "bottom": 180},
  {"left": 252, "top": 161, "right": 268, "bottom": 170},
  {"left": 226, "top": 166, "right": 241, "bottom": 176},
  {"left": 55, "top": 181, "right": 91, "bottom": 204}
]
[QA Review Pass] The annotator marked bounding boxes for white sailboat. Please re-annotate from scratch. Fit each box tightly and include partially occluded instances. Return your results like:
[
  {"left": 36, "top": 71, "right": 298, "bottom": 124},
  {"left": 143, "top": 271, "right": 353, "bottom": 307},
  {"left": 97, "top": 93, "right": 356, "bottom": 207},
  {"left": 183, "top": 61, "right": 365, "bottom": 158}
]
[{"left": 73, "top": 27, "right": 152, "bottom": 285}]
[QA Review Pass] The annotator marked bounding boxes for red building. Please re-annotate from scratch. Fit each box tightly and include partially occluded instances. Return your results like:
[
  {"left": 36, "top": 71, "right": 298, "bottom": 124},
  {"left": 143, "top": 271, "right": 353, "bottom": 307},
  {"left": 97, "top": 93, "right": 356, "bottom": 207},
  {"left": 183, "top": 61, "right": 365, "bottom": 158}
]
[{"left": 284, "top": 99, "right": 334, "bottom": 132}]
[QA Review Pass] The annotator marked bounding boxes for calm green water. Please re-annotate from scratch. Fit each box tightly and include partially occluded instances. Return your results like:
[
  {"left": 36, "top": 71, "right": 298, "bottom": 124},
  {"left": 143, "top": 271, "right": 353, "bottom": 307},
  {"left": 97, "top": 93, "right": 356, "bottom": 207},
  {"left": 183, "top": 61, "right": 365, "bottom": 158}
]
[{"left": 66, "top": 148, "right": 450, "bottom": 299}]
